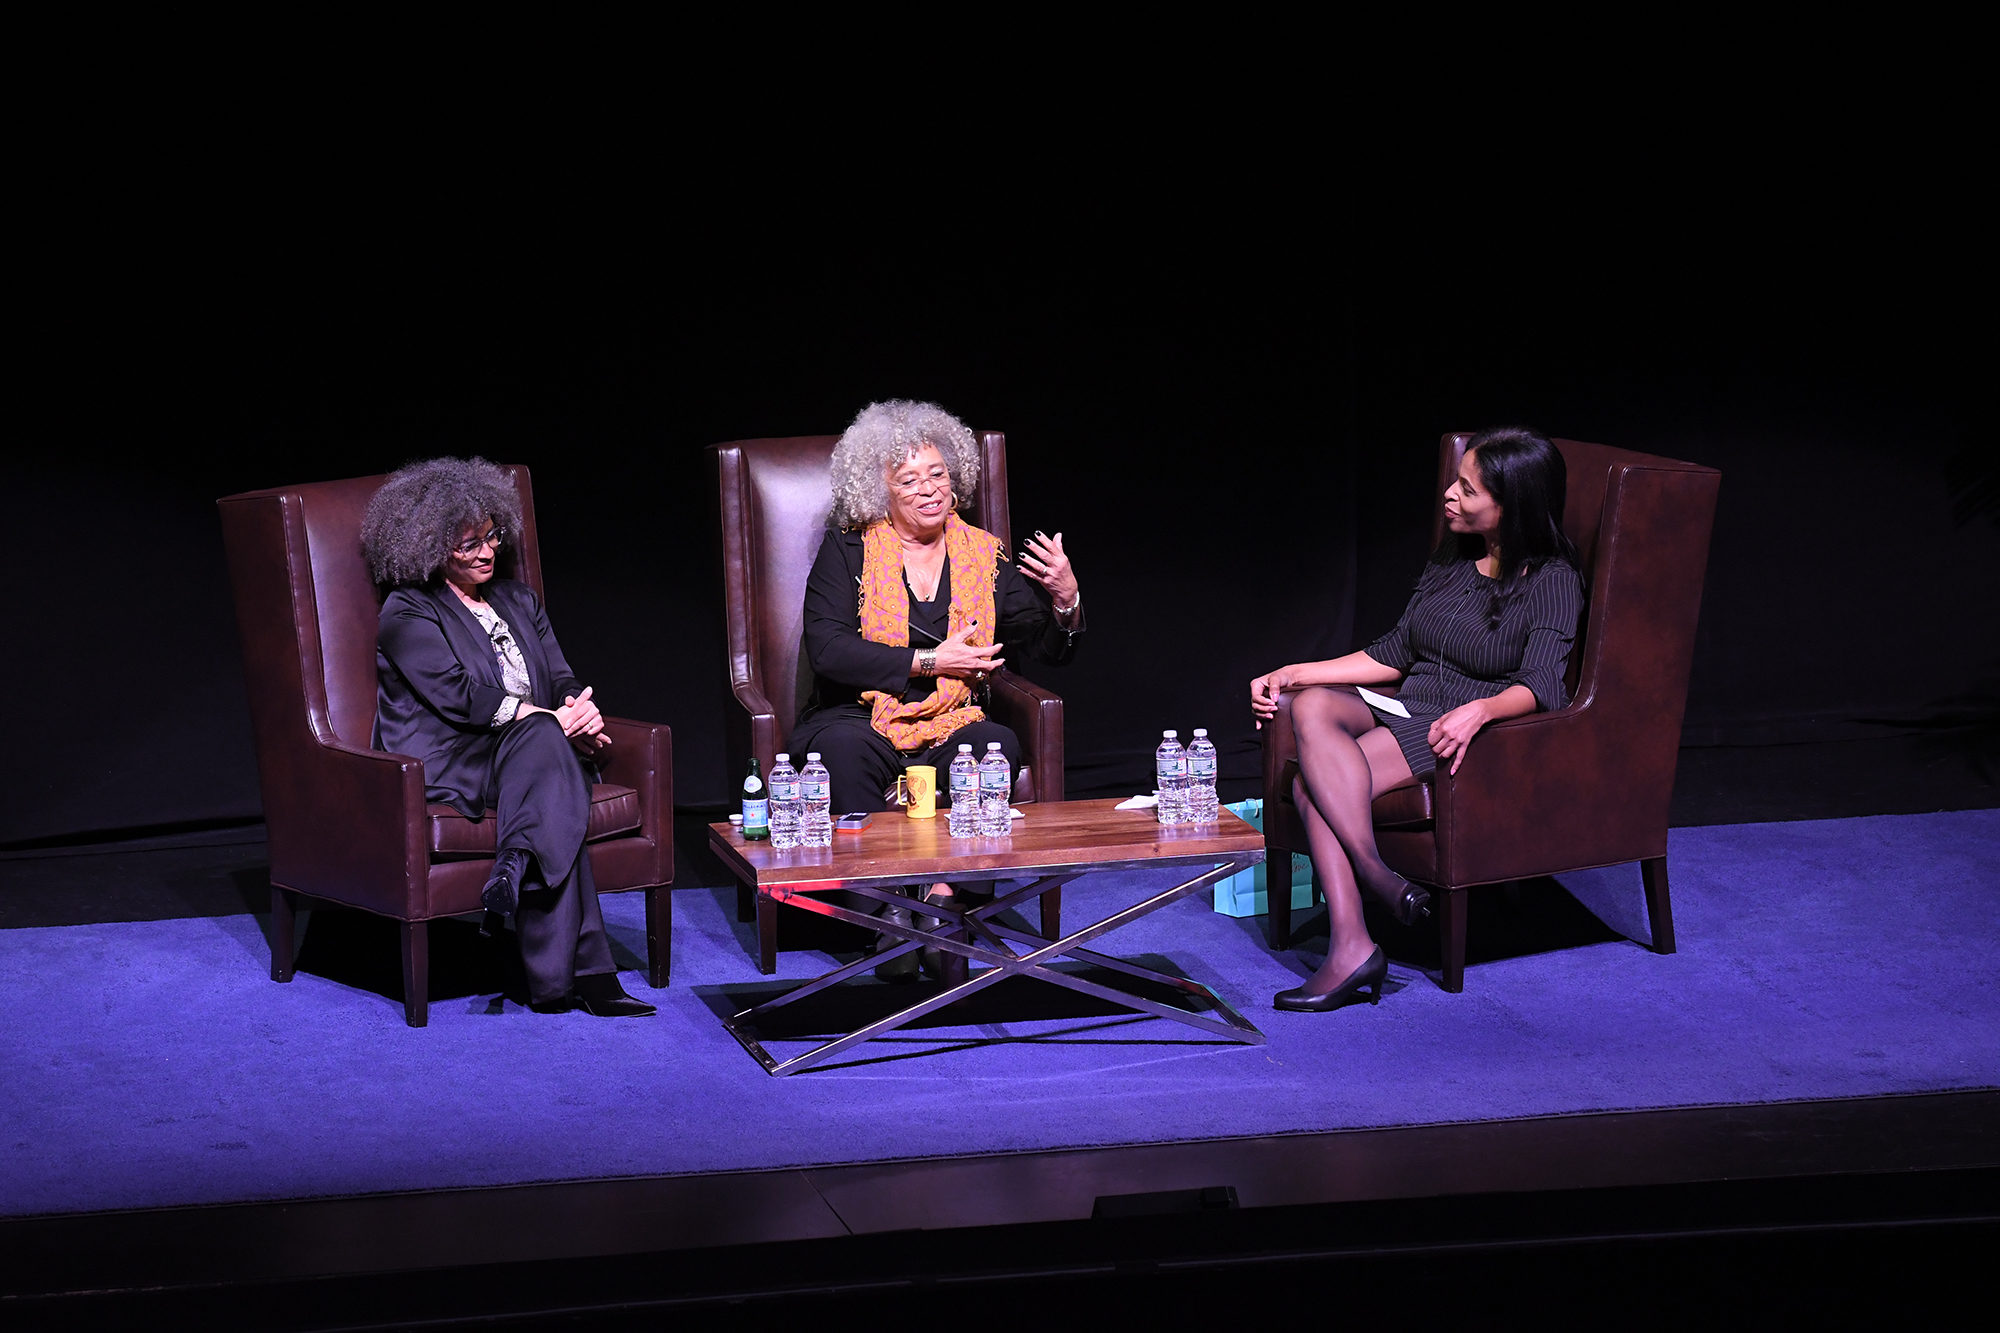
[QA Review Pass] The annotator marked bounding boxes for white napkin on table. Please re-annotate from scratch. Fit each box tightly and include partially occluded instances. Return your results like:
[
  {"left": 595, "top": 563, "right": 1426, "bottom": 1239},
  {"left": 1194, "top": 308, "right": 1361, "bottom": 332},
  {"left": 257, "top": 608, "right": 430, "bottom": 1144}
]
[{"left": 1115, "top": 794, "right": 1160, "bottom": 811}]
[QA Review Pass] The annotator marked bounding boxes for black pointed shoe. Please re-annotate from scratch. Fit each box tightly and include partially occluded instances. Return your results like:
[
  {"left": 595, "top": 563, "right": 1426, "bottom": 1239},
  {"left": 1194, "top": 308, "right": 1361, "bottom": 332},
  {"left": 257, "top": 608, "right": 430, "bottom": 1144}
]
[
  {"left": 574, "top": 973, "right": 656, "bottom": 1018},
  {"left": 1389, "top": 879, "right": 1431, "bottom": 926},
  {"left": 1274, "top": 946, "right": 1388, "bottom": 1013},
  {"left": 482, "top": 848, "right": 529, "bottom": 916}
]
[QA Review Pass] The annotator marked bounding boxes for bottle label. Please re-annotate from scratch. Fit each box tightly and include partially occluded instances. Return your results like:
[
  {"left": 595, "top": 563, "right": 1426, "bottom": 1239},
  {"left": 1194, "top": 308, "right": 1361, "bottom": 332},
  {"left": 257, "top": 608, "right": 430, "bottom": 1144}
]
[
  {"left": 771, "top": 779, "right": 799, "bottom": 801},
  {"left": 952, "top": 772, "right": 976, "bottom": 795},
  {"left": 1188, "top": 755, "right": 1216, "bottom": 778},
  {"left": 802, "top": 780, "right": 829, "bottom": 801},
  {"left": 743, "top": 775, "right": 763, "bottom": 794},
  {"left": 980, "top": 769, "right": 1009, "bottom": 792},
  {"left": 1156, "top": 756, "right": 1187, "bottom": 779},
  {"left": 742, "top": 798, "right": 769, "bottom": 829}
]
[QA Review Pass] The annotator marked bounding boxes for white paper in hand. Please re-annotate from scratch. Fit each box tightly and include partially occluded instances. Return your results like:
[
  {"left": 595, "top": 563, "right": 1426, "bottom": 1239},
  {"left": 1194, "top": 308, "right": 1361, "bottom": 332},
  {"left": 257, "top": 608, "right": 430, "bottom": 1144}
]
[{"left": 1356, "top": 686, "right": 1411, "bottom": 719}]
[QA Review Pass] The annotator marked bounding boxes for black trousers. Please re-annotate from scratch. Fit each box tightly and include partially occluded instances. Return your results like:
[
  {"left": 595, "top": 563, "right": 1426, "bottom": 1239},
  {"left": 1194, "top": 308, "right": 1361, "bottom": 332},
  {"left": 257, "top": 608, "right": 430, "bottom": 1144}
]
[
  {"left": 786, "top": 710, "right": 1022, "bottom": 816},
  {"left": 786, "top": 711, "right": 1020, "bottom": 915},
  {"left": 492, "top": 712, "right": 616, "bottom": 1003}
]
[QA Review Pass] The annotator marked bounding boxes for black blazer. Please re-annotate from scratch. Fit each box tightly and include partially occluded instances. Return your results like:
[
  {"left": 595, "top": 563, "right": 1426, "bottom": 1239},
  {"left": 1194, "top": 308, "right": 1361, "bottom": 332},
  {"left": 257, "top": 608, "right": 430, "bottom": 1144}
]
[
  {"left": 798, "top": 528, "right": 1082, "bottom": 723},
  {"left": 373, "top": 579, "right": 586, "bottom": 816}
]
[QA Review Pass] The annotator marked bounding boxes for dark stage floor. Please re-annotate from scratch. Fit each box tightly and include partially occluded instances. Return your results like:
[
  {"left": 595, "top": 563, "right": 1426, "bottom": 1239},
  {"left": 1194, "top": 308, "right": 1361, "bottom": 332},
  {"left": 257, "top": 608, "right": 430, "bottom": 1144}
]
[{"left": 2, "top": 734, "right": 1995, "bottom": 1323}]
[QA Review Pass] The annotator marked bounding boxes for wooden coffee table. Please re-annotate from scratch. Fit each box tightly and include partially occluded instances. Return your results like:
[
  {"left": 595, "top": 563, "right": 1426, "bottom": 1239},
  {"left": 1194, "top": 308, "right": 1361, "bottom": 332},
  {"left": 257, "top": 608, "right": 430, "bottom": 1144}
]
[{"left": 707, "top": 798, "right": 1267, "bottom": 1075}]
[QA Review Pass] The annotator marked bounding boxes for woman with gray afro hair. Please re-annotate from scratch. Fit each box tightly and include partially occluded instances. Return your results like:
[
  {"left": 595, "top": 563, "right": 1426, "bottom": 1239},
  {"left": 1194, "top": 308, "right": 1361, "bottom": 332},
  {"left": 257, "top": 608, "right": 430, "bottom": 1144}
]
[
  {"left": 365, "top": 456, "right": 654, "bottom": 1018},
  {"left": 793, "top": 401, "right": 1087, "bottom": 984},
  {"left": 827, "top": 400, "right": 982, "bottom": 531}
]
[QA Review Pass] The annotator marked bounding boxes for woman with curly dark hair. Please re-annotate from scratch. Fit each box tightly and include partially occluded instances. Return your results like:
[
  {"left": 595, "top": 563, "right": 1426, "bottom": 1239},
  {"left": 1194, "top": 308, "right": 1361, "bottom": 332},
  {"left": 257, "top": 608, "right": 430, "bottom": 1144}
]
[
  {"left": 1249, "top": 428, "right": 1584, "bottom": 1014},
  {"left": 362, "top": 457, "right": 653, "bottom": 1018}
]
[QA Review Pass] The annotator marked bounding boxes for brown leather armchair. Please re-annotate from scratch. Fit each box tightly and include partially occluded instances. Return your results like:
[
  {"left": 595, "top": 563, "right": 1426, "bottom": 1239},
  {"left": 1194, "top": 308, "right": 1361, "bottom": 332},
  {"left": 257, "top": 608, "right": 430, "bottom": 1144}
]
[
  {"left": 217, "top": 468, "right": 674, "bottom": 1027},
  {"left": 1262, "top": 433, "right": 1720, "bottom": 991},
  {"left": 711, "top": 433, "right": 1066, "bottom": 973}
]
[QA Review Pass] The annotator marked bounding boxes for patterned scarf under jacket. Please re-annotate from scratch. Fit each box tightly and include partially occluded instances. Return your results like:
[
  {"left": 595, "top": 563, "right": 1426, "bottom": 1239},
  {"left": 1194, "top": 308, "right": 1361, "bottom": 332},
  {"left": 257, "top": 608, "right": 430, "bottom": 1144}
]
[{"left": 857, "top": 512, "right": 1000, "bottom": 752}]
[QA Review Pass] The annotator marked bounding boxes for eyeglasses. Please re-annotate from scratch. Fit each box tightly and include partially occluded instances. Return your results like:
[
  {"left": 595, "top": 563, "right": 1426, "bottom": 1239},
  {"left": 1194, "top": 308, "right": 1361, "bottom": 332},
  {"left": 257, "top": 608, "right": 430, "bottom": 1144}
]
[
  {"left": 890, "top": 467, "right": 952, "bottom": 497},
  {"left": 453, "top": 527, "right": 506, "bottom": 557}
]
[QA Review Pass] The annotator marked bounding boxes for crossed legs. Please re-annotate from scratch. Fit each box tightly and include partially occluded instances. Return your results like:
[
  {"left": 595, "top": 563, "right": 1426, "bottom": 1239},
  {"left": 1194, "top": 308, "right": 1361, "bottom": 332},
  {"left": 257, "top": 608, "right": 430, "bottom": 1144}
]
[{"left": 1288, "top": 686, "right": 1416, "bottom": 995}]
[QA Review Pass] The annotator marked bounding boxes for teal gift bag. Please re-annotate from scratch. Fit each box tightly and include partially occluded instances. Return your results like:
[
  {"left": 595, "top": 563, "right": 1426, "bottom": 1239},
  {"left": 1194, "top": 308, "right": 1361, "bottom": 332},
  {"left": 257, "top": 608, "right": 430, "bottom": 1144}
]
[{"left": 1212, "top": 798, "right": 1316, "bottom": 917}]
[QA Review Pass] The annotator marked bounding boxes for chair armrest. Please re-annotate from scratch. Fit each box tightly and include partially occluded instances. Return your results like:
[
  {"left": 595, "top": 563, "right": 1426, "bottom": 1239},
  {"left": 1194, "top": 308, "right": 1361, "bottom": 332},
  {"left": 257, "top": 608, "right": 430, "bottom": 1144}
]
[
  {"left": 1437, "top": 701, "right": 1666, "bottom": 884},
  {"left": 267, "top": 739, "right": 429, "bottom": 918},
  {"left": 597, "top": 716, "right": 673, "bottom": 889},
  {"left": 989, "top": 669, "right": 1064, "bottom": 803}
]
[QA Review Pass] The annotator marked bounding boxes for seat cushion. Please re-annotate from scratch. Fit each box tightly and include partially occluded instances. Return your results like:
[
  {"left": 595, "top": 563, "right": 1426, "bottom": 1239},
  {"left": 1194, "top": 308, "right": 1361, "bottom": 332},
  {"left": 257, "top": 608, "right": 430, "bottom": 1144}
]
[
  {"left": 427, "top": 784, "right": 642, "bottom": 858},
  {"left": 1278, "top": 759, "right": 1434, "bottom": 832}
]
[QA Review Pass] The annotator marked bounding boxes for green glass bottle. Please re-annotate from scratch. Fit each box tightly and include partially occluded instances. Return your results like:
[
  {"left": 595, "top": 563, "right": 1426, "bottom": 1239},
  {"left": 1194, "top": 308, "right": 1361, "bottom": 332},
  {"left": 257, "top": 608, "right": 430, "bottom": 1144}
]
[{"left": 741, "top": 757, "right": 770, "bottom": 839}]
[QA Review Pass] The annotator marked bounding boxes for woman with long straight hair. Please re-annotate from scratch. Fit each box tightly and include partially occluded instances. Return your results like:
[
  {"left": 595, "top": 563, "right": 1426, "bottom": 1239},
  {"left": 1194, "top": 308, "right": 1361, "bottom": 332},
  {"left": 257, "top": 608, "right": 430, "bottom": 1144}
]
[{"left": 1249, "top": 427, "right": 1584, "bottom": 1012}]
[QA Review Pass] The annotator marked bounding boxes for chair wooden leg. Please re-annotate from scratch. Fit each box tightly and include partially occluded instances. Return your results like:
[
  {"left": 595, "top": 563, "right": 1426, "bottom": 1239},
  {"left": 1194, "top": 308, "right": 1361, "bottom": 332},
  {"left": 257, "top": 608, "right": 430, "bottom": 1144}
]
[
  {"left": 644, "top": 886, "right": 669, "bottom": 988},
  {"left": 756, "top": 885, "right": 777, "bottom": 975},
  {"left": 1642, "top": 856, "right": 1677, "bottom": 955},
  {"left": 1039, "top": 886, "right": 1062, "bottom": 942},
  {"left": 401, "top": 920, "right": 430, "bottom": 1028},
  {"left": 1266, "top": 850, "right": 1293, "bottom": 949},
  {"left": 270, "top": 888, "right": 297, "bottom": 982},
  {"left": 737, "top": 880, "right": 755, "bottom": 923},
  {"left": 1437, "top": 887, "right": 1467, "bottom": 993}
]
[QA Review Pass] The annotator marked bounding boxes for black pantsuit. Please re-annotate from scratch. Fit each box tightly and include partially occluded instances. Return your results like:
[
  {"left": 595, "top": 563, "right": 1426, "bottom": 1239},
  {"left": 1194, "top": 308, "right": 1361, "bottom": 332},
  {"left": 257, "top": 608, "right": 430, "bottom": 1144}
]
[
  {"left": 493, "top": 712, "right": 615, "bottom": 1001},
  {"left": 788, "top": 714, "right": 1022, "bottom": 815},
  {"left": 375, "top": 579, "right": 614, "bottom": 1004}
]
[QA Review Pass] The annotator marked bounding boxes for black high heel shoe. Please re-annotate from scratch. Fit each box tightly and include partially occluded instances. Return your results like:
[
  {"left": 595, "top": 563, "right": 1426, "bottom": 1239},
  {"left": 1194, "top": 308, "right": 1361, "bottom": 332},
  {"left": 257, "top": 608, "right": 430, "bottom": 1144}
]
[
  {"left": 1273, "top": 946, "right": 1388, "bottom": 1012},
  {"left": 1387, "top": 878, "right": 1431, "bottom": 926}
]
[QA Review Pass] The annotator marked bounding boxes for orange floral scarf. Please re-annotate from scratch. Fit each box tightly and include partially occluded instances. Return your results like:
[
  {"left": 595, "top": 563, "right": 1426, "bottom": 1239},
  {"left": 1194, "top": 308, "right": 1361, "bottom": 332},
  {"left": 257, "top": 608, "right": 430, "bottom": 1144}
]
[{"left": 858, "top": 513, "right": 1000, "bottom": 752}]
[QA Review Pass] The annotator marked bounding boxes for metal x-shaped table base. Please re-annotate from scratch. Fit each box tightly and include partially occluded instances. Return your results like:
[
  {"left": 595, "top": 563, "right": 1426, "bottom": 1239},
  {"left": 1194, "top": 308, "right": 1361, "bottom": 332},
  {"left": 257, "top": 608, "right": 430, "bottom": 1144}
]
[{"left": 720, "top": 857, "right": 1266, "bottom": 1076}]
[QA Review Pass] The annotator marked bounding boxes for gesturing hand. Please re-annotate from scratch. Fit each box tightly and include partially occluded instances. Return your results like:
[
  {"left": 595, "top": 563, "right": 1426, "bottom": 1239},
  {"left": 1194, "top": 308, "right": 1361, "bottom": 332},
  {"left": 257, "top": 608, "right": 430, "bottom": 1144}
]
[
  {"left": 1427, "top": 699, "right": 1490, "bottom": 776},
  {"left": 933, "top": 619, "right": 1005, "bottom": 680},
  {"left": 1249, "top": 668, "right": 1292, "bottom": 730},
  {"left": 1018, "top": 531, "right": 1079, "bottom": 610}
]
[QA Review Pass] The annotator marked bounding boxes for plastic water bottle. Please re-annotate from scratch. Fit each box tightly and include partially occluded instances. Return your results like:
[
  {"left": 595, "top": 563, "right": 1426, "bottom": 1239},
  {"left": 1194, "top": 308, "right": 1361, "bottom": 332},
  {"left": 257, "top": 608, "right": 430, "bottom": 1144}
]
[
  {"left": 1186, "top": 728, "right": 1219, "bottom": 824},
  {"left": 977, "top": 742, "right": 1012, "bottom": 835},
  {"left": 801, "top": 752, "right": 832, "bottom": 848},
  {"left": 740, "top": 757, "right": 768, "bottom": 840},
  {"left": 768, "top": 753, "right": 801, "bottom": 850},
  {"left": 1155, "top": 730, "right": 1187, "bottom": 826},
  {"left": 948, "top": 743, "right": 979, "bottom": 838}
]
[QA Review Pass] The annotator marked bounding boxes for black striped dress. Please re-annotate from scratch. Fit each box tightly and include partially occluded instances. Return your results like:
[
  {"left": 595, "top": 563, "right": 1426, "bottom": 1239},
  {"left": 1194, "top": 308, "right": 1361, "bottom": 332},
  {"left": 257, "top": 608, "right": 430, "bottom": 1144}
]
[{"left": 1363, "top": 557, "right": 1585, "bottom": 777}]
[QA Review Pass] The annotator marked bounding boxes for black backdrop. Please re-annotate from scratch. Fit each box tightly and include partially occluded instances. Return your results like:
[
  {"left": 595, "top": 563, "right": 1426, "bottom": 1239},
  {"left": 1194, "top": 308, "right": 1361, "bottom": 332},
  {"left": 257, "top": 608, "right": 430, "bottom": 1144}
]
[{"left": 7, "top": 99, "right": 1991, "bottom": 846}]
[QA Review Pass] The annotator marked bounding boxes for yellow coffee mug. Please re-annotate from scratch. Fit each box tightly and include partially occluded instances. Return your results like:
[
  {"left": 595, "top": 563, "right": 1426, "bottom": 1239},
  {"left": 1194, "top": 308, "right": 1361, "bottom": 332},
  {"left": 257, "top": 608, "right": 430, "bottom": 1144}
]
[{"left": 903, "top": 765, "right": 937, "bottom": 819}]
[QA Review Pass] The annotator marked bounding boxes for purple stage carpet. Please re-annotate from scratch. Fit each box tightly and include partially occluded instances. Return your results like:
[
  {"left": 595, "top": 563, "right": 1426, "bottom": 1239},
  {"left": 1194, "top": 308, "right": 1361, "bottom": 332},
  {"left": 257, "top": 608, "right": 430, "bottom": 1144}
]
[{"left": 4, "top": 810, "right": 1996, "bottom": 1218}]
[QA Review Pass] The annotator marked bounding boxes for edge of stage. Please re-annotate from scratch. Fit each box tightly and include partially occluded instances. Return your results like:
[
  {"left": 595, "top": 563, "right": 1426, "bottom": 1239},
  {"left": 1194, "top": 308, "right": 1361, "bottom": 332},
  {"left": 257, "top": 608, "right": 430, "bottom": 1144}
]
[{"left": 6, "top": 1089, "right": 1995, "bottom": 1313}]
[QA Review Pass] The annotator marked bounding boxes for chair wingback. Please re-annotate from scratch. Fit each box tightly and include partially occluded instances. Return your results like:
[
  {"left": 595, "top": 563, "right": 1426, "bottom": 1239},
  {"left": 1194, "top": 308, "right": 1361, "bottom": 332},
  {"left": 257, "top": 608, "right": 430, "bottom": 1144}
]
[
  {"left": 219, "top": 464, "right": 545, "bottom": 778},
  {"left": 713, "top": 432, "right": 1013, "bottom": 769},
  {"left": 1425, "top": 433, "right": 1720, "bottom": 878}
]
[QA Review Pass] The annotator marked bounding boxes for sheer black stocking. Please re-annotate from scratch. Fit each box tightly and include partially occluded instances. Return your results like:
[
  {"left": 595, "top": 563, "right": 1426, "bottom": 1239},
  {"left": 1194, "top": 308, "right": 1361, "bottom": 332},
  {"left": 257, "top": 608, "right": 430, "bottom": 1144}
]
[
  {"left": 1291, "top": 688, "right": 1410, "bottom": 901},
  {"left": 1288, "top": 686, "right": 1414, "bottom": 994}
]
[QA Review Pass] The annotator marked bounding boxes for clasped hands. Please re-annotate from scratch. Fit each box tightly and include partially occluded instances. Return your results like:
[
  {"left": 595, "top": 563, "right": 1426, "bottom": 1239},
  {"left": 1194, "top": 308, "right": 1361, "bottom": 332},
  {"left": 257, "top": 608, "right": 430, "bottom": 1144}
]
[{"left": 521, "top": 686, "right": 612, "bottom": 756}]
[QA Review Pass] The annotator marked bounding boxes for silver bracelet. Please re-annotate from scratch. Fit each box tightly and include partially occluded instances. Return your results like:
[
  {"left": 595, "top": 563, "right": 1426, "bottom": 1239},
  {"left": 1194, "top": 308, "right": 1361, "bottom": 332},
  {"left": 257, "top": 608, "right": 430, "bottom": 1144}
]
[
  {"left": 1055, "top": 591, "right": 1081, "bottom": 616},
  {"left": 917, "top": 648, "right": 937, "bottom": 676}
]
